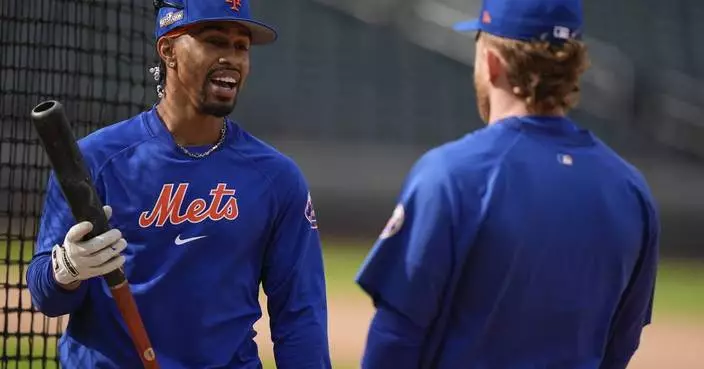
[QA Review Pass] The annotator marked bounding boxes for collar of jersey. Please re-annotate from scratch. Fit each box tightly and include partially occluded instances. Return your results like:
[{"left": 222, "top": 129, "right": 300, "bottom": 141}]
[
  {"left": 497, "top": 115, "right": 596, "bottom": 146},
  {"left": 144, "top": 105, "right": 236, "bottom": 153}
]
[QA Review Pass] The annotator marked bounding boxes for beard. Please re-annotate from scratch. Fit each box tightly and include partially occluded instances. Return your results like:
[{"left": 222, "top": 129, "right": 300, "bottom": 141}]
[
  {"left": 474, "top": 74, "right": 491, "bottom": 124},
  {"left": 197, "top": 97, "right": 237, "bottom": 118}
]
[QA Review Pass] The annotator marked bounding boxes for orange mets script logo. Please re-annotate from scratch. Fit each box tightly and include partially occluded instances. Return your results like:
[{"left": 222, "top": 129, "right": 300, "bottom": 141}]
[
  {"left": 225, "top": 0, "right": 242, "bottom": 11},
  {"left": 139, "top": 183, "right": 239, "bottom": 228}
]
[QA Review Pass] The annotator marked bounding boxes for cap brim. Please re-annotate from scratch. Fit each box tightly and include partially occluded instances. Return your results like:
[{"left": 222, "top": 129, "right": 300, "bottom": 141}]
[
  {"left": 453, "top": 19, "right": 481, "bottom": 33},
  {"left": 231, "top": 19, "right": 278, "bottom": 45}
]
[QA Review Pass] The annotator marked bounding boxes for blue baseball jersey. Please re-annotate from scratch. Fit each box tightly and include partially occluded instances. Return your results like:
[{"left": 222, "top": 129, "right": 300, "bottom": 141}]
[
  {"left": 26, "top": 107, "right": 331, "bottom": 369},
  {"left": 356, "top": 116, "right": 659, "bottom": 369}
]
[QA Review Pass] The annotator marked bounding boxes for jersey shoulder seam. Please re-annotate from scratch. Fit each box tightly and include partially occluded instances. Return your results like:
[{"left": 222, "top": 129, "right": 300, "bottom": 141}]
[
  {"left": 223, "top": 138, "right": 295, "bottom": 215},
  {"left": 92, "top": 117, "right": 162, "bottom": 180},
  {"left": 464, "top": 129, "right": 526, "bottom": 226},
  {"left": 493, "top": 128, "right": 528, "bottom": 167}
]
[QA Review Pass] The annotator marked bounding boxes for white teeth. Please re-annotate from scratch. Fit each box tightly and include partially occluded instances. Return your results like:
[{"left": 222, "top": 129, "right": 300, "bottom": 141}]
[{"left": 213, "top": 77, "right": 237, "bottom": 84}]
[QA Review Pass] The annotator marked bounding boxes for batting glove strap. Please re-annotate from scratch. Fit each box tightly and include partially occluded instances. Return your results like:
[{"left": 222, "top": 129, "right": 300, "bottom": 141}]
[{"left": 52, "top": 244, "right": 80, "bottom": 286}]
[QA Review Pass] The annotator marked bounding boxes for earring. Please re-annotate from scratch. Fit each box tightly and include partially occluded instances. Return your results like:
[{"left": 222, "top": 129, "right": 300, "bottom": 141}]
[
  {"left": 148, "top": 66, "right": 160, "bottom": 81},
  {"left": 168, "top": 62, "right": 175, "bottom": 67},
  {"left": 218, "top": 58, "right": 226, "bottom": 64}
]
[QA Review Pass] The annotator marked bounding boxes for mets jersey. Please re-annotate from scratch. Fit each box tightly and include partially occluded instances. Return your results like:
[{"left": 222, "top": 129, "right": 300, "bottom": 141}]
[
  {"left": 27, "top": 106, "right": 331, "bottom": 369},
  {"left": 356, "top": 115, "right": 659, "bottom": 369}
]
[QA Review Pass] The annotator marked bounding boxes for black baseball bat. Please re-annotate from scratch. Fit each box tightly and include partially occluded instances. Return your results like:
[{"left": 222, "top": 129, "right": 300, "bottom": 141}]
[{"left": 30, "top": 100, "right": 159, "bottom": 369}]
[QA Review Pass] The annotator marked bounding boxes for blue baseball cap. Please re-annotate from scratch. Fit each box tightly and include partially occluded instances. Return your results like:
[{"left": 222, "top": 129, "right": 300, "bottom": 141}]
[
  {"left": 154, "top": 0, "right": 277, "bottom": 45},
  {"left": 453, "top": 0, "right": 583, "bottom": 43}
]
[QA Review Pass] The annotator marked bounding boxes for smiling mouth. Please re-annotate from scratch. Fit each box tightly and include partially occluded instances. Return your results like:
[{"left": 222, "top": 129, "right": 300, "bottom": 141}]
[{"left": 210, "top": 77, "right": 238, "bottom": 90}]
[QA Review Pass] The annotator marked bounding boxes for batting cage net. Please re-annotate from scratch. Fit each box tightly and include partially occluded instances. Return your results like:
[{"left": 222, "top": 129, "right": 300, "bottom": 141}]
[{"left": 1, "top": 0, "right": 156, "bottom": 367}]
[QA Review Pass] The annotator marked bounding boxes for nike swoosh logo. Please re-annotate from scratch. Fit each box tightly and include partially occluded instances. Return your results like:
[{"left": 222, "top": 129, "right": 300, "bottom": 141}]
[{"left": 175, "top": 234, "right": 207, "bottom": 245}]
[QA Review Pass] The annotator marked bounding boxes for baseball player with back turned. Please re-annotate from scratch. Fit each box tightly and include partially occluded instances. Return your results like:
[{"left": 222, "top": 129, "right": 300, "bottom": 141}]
[
  {"left": 355, "top": 0, "right": 660, "bottom": 368},
  {"left": 26, "top": 0, "right": 332, "bottom": 368}
]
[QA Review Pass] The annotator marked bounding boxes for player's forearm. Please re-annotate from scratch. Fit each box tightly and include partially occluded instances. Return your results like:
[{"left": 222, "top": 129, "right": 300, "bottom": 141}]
[
  {"left": 265, "top": 233, "right": 331, "bottom": 367},
  {"left": 599, "top": 339, "right": 639, "bottom": 369},
  {"left": 361, "top": 303, "right": 425, "bottom": 369},
  {"left": 598, "top": 356, "right": 632, "bottom": 369},
  {"left": 270, "top": 307, "right": 331, "bottom": 369},
  {"left": 273, "top": 343, "right": 330, "bottom": 369},
  {"left": 26, "top": 253, "right": 88, "bottom": 317}
]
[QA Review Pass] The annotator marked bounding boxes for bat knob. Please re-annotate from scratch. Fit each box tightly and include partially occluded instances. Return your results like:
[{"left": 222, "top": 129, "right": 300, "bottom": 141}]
[{"left": 31, "top": 100, "right": 62, "bottom": 119}]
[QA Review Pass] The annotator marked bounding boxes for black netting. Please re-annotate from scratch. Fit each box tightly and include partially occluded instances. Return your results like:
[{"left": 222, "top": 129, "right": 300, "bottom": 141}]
[{"left": 1, "top": 1, "right": 155, "bottom": 367}]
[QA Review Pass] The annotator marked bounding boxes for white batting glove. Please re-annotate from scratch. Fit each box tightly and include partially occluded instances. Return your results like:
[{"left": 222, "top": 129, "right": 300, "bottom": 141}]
[{"left": 51, "top": 205, "right": 127, "bottom": 287}]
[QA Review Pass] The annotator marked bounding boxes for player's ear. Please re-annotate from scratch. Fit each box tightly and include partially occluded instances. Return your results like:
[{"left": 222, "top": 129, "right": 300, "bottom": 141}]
[
  {"left": 156, "top": 37, "right": 177, "bottom": 69},
  {"left": 486, "top": 48, "right": 505, "bottom": 86}
]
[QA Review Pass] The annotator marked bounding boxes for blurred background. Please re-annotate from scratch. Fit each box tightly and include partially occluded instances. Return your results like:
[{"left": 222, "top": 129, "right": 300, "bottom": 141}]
[{"left": 1, "top": 0, "right": 703, "bottom": 368}]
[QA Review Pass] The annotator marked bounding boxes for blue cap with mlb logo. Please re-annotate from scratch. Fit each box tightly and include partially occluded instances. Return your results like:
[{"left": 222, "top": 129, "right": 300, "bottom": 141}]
[
  {"left": 153, "top": 0, "right": 277, "bottom": 45},
  {"left": 453, "top": 0, "right": 583, "bottom": 43}
]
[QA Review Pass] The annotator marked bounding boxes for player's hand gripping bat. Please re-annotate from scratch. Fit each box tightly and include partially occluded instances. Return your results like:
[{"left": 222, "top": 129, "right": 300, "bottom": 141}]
[{"left": 30, "top": 100, "right": 160, "bottom": 369}]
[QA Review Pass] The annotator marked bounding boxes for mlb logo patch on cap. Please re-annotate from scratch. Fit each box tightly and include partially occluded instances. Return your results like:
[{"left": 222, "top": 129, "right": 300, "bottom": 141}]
[{"left": 553, "top": 26, "right": 571, "bottom": 40}]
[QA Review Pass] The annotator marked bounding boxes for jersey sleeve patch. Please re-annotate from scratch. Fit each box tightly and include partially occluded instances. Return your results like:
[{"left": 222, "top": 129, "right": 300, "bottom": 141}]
[
  {"left": 305, "top": 192, "right": 318, "bottom": 229},
  {"left": 379, "top": 203, "right": 405, "bottom": 240}
]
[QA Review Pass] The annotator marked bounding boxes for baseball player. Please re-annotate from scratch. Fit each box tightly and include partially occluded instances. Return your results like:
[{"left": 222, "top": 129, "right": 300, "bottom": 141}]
[
  {"left": 355, "top": 0, "right": 659, "bottom": 368},
  {"left": 26, "top": 0, "right": 332, "bottom": 368}
]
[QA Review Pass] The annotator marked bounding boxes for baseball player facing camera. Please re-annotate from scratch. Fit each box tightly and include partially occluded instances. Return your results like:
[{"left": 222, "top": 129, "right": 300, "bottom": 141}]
[{"left": 27, "top": 1, "right": 332, "bottom": 368}]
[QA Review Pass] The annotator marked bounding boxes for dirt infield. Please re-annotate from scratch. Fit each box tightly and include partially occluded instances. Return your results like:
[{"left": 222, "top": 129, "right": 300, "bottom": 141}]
[
  {"left": 256, "top": 295, "right": 704, "bottom": 369},
  {"left": 4, "top": 288, "right": 703, "bottom": 368},
  {"left": 626, "top": 316, "right": 704, "bottom": 369}
]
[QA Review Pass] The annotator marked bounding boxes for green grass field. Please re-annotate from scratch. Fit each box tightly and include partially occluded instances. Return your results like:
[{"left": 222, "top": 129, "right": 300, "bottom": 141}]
[{"left": 2, "top": 239, "right": 703, "bottom": 368}]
